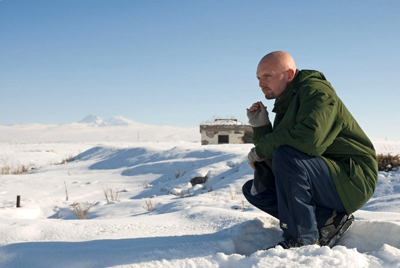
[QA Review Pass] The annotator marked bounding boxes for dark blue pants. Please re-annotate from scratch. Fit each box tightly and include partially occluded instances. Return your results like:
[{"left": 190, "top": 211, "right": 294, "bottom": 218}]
[{"left": 243, "top": 145, "right": 345, "bottom": 245}]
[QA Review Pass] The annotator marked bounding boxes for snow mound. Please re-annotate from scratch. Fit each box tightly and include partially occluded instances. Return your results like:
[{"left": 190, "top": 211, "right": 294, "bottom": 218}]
[
  {"left": 230, "top": 217, "right": 281, "bottom": 255},
  {"left": 339, "top": 220, "right": 400, "bottom": 253}
]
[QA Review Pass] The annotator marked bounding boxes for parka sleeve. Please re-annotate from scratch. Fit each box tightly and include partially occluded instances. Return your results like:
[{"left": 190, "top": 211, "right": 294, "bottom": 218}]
[
  {"left": 252, "top": 124, "right": 273, "bottom": 145},
  {"left": 255, "top": 85, "right": 343, "bottom": 159}
]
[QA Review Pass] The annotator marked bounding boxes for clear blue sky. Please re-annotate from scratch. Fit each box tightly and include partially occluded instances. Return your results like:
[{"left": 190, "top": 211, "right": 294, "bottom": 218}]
[{"left": 1, "top": 0, "right": 399, "bottom": 140}]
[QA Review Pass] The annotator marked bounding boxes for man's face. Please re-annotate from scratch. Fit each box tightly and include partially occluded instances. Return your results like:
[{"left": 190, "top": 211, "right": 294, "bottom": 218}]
[{"left": 256, "top": 60, "right": 289, "bottom": 100}]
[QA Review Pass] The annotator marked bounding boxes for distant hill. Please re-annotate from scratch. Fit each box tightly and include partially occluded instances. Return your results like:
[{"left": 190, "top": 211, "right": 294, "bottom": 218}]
[{"left": 0, "top": 116, "right": 199, "bottom": 143}]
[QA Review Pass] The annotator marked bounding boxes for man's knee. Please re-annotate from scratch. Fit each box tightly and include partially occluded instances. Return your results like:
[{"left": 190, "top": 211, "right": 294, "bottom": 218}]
[{"left": 242, "top": 180, "right": 253, "bottom": 198}]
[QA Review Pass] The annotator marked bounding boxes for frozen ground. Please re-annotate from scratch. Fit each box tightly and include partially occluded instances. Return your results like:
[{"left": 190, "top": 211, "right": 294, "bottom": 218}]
[{"left": 0, "top": 141, "right": 399, "bottom": 268}]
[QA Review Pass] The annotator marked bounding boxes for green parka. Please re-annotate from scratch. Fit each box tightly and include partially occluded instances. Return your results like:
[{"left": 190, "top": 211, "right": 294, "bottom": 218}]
[{"left": 253, "top": 70, "right": 378, "bottom": 214}]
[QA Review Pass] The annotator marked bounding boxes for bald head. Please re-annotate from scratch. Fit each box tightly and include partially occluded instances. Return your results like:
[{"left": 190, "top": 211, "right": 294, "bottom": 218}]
[
  {"left": 258, "top": 51, "right": 296, "bottom": 73},
  {"left": 256, "top": 51, "right": 297, "bottom": 99}
]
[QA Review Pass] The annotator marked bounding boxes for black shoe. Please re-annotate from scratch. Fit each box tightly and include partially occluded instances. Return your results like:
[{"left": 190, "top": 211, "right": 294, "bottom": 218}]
[{"left": 319, "top": 211, "right": 354, "bottom": 248}]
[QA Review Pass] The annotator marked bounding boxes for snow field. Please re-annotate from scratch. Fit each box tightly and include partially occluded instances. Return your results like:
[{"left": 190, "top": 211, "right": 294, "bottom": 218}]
[{"left": 0, "top": 141, "right": 400, "bottom": 267}]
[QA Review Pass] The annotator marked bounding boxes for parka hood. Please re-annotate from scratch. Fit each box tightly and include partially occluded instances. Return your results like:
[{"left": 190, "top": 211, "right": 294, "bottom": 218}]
[
  {"left": 296, "top": 69, "right": 327, "bottom": 86},
  {"left": 273, "top": 69, "right": 329, "bottom": 115}
]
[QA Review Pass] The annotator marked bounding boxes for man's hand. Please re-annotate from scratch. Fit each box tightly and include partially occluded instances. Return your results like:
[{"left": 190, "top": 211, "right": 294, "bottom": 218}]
[
  {"left": 247, "top": 102, "right": 271, "bottom": 127},
  {"left": 248, "top": 101, "right": 263, "bottom": 112},
  {"left": 248, "top": 147, "right": 265, "bottom": 169}
]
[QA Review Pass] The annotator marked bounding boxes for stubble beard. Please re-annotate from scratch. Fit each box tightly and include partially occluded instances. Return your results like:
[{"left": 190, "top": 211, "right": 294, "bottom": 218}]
[{"left": 264, "top": 92, "right": 275, "bottom": 100}]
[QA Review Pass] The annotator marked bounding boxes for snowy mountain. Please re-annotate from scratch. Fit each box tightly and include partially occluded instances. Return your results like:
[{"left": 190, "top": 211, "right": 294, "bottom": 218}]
[
  {"left": 78, "top": 115, "right": 105, "bottom": 125},
  {"left": 78, "top": 115, "right": 138, "bottom": 127}
]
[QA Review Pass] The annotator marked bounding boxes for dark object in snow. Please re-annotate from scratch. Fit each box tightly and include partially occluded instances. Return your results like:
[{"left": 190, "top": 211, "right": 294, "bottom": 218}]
[
  {"left": 16, "top": 195, "right": 21, "bottom": 208},
  {"left": 190, "top": 175, "right": 208, "bottom": 186}
]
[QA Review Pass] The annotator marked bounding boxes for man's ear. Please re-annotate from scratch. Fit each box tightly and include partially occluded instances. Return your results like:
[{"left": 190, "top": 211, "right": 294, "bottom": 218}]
[{"left": 287, "top": 69, "right": 295, "bottom": 82}]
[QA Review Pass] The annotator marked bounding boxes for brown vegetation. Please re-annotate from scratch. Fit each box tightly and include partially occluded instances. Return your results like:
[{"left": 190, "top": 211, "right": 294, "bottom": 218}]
[{"left": 377, "top": 153, "right": 399, "bottom": 171}]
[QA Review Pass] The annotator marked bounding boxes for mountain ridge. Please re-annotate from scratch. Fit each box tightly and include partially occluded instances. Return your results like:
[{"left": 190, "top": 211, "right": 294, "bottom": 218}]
[{"left": 77, "top": 115, "right": 139, "bottom": 127}]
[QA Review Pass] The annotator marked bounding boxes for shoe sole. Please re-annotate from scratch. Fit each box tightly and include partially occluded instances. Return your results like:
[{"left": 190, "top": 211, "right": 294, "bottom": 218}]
[{"left": 325, "top": 214, "right": 354, "bottom": 248}]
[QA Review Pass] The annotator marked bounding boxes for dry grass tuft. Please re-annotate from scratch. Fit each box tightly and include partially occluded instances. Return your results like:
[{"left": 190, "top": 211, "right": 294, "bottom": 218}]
[
  {"left": 57, "top": 155, "right": 74, "bottom": 165},
  {"left": 103, "top": 187, "right": 120, "bottom": 203},
  {"left": 1, "top": 164, "right": 32, "bottom": 175},
  {"left": 174, "top": 169, "right": 186, "bottom": 179},
  {"left": 72, "top": 201, "right": 95, "bottom": 219},
  {"left": 143, "top": 198, "right": 156, "bottom": 211},
  {"left": 230, "top": 187, "right": 239, "bottom": 200},
  {"left": 377, "top": 153, "right": 399, "bottom": 171}
]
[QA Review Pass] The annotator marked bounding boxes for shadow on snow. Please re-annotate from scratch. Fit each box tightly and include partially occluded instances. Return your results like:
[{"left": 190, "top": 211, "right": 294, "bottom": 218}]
[{"left": 0, "top": 218, "right": 281, "bottom": 268}]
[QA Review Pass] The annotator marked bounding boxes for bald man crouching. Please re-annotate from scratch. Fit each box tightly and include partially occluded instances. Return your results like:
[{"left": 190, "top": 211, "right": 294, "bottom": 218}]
[{"left": 243, "top": 51, "right": 378, "bottom": 249}]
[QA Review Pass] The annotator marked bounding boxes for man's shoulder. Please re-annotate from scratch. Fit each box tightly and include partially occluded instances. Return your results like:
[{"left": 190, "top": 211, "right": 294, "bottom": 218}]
[{"left": 296, "top": 70, "right": 336, "bottom": 96}]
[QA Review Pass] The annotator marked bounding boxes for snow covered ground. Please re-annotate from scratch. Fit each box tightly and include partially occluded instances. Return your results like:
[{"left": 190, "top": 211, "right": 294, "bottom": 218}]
[{"left": 0, "top": 140, "right": 400, "bottom": 267}]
